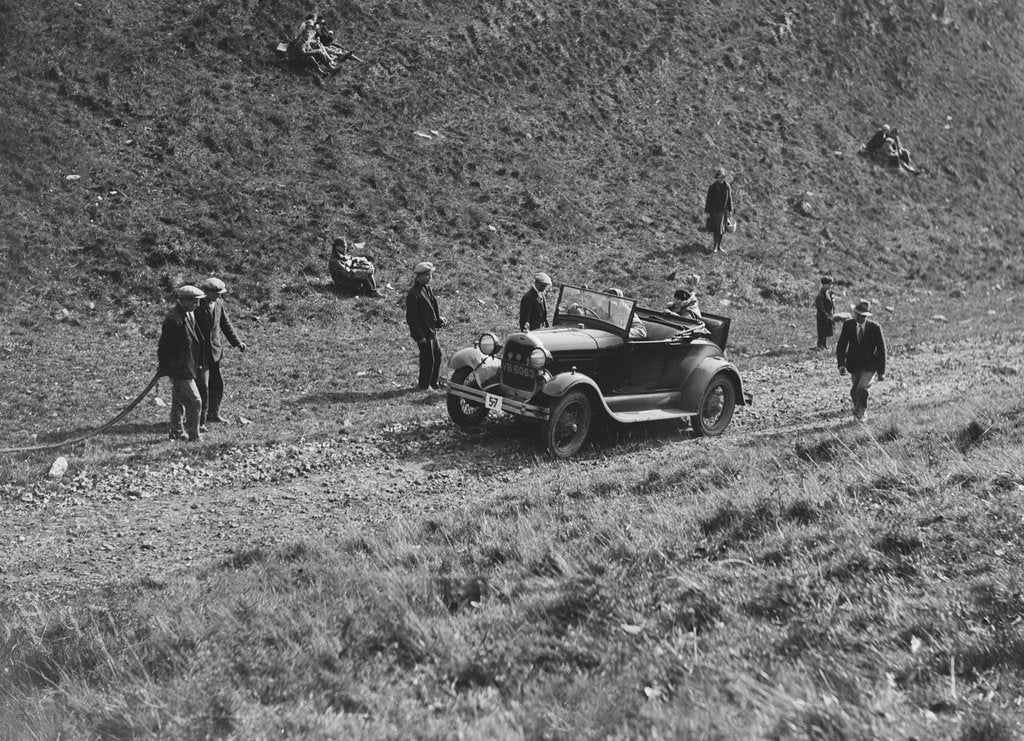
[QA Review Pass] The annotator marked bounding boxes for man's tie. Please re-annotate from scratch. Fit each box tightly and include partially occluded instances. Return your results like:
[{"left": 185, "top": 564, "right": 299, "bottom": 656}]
[{"left": 857, "top": 324, "right": 863, "bottom": 343}]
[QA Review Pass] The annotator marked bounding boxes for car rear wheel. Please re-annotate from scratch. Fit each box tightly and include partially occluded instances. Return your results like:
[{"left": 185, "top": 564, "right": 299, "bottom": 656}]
[
  {"left": 691, "top": 374, "right": 736, "bottom": 437},
  {"left": 446, "top": 367, "right": 489, "bottom": 428},
  {"left": 544, "top": 390, "right": 592, "bottom": 458}
]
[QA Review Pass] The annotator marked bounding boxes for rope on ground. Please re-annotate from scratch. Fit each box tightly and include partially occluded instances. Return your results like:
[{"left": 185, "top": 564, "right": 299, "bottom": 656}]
[{"left": 0, "top": 371, "right": 163, "bottom": 455}]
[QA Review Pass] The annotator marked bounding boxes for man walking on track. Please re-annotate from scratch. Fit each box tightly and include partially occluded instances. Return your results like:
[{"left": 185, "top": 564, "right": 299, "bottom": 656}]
[
  {"left": 405, "top": 261, "right": 447, "bottom": 392},
  {"left": 196, "top": 277, "right": 246, "bottom": 429},
  {"left": 836, "top": 299, "right": 886, "bottom": 422},
  {"left": 158, "top": 285, "right": 207, "bottom": 442}
]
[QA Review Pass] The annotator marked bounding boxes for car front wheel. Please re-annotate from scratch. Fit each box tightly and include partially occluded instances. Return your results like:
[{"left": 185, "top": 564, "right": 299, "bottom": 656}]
[
  {"left": 544, "top": 390, "right": 592, "bottom": 458},
  {"left": 446, "top": 367, "right": 489, "bottom": 428},
  {"left": 691, "top": 374, "right": 737, "bottom": 437}
]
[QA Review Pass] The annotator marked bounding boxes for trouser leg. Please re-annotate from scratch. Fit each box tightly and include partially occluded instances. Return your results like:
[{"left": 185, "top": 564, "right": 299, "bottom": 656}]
[
  {"left": 177, "top": 379, "right": 202, "bottom": 440},
  {"left": 417, "top": 342, "right": 433, "bottom": 389},
  {"left": 207, "top": 363, "right": 224, "bottom": 418},
  {"left": 196, "top": 368, "right": 210, "bottom": 424},
  {"left": 850, "top": 371, "right": 875, "bottom": 415},
  {"left": 429, "top": 339, "right": 442, "bottom": 388},
  {"left": 170, "top": 380, "right": 185, "bottom": 436}
]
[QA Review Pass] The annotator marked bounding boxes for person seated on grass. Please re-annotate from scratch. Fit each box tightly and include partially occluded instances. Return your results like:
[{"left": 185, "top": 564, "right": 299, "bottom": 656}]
[
  {"left": 863, "top": 124, "right": 891, "bottom": 156},
  {"left": 888, "top": 129, "right": 920, "bottom": 174},
  {"left": 607, "top": 288, "right": 647, "bottom": 339},
  {"left": 289, "top": 13, "right": 348, "bottom": 75},
  {"left": 328, "top": 237, "right": 383, "bottom": 297}
]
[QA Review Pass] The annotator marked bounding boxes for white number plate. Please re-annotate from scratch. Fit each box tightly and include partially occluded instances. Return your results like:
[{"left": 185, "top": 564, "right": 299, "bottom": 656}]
[{"left": 484, "top": 394, "right": 503, "bottom": 413}]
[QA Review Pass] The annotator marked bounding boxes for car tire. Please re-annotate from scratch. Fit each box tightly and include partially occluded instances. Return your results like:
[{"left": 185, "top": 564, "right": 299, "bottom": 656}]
[
  {"left": 544, "top": 390, "right": 592, "bottom": 458},
  {"left": 446, "top": 367, "right": 489, "bottom": 428},
  {"left": 691, "top": 373, "right": 737, "bottom": 437}
]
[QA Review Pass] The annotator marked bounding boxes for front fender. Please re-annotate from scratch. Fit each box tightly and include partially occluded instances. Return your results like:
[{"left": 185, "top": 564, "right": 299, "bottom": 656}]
[
  {"left": 448, "top": 347, "right": 500, "bottom": 387},
  {"left": 678, "top": 358, "right": 747, "bottom": 411}
]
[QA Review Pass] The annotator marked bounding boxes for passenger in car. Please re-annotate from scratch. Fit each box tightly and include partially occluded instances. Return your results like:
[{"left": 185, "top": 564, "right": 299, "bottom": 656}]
[{"left": 666, "top": 288, "right": 702, "bottom": 321}]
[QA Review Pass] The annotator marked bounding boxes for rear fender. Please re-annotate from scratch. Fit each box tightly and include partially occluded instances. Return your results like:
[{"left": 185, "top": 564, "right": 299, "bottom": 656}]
[{"left": 678, "top": 358, "right": 746, "bottom": 411}]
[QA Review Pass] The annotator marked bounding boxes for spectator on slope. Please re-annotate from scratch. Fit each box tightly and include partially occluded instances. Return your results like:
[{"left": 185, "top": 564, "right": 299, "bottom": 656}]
[
  {"left": 863, "top": 124, "right": 891, "bottom": 156},
  {"left": 813, "top": 275, "right": 836, "bottom": 351},
  {"left": 196, "top": 277, "right": 247, "bottom": 430},
  {"left": 289, "top": 13, "right": 348, "bottom": 75},
  {"left": 836, "top": 299, "right": 886, "bottom": 422},
  {"left": 704, "top": 167, "right": 734, "bottom": 254},
  {"left": 157, "top": 286, "right": 207, "bottom": 442},
  {"left": 519, "top": 272, "right": 552, "bottom": 332},
  {"left": 888, "top": 129, "right": 920, "bottom": 174},
  {"left": 329, "top": 237, "right": 384, "bottom": 297},
  {"left": 406, "top": 261, "right": 447, "bottom": 393}
]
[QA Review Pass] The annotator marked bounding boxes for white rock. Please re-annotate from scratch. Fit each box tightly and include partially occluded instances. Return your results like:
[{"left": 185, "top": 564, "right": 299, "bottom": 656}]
[
  {"left": 65, "top": 174, "right": 81, "bottom": 181},
  {"left": 931, "top": 314, "right": 948, "bottom": 322},
  {"left": 48, "top": 457, "right": 69, "bottom": 478},
  {"left": 154, "top": 397, "right": 167, "bottom": 407}
]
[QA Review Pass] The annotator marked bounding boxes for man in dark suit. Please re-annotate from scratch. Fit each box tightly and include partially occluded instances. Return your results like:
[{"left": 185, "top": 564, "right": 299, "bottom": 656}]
[
  {"left": 519, "top": 272, "right": 552, "bottom": 331},
  {"left": 836, "top": 299, "right": 886, "bottom": 421},
  {"left": 157, "top": 285, "right": 207, "bottom": 441},
  {"left": 405, "top": 261, "right": 447, "bottom": 392},
  {"left": 196, "top": 277, "right": 247, "bottom": 428}
]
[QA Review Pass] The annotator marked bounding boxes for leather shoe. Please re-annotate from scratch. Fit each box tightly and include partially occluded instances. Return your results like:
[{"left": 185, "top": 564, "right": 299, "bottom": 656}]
[
  {"left": 169, "top": 433, "right": 188, "bottom": 442},
  {"left": 207, "top": 414, "right": 225, "bottom": 423},
  {"left": 199, "top": 425, "right": 209, "bottom": 433}
]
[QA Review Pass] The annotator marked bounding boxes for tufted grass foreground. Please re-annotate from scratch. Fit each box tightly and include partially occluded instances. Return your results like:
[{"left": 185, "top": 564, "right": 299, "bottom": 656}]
[{"left": 2, "top": 395, "right": 1023, "bottom": 739}]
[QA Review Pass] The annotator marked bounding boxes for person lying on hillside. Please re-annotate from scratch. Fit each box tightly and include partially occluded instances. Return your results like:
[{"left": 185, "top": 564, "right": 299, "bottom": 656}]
[
  {"left": 329, "top": 238, "right": 384, "bottom": 297},
  {"left": 863, "top": 124, "right": 891, "bottom": 155}
]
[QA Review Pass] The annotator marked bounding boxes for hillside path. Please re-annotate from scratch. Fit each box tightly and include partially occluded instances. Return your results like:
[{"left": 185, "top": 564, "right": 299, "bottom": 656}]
[{"left": 2, "top": 339, "right": 1021, "bottom": 600}]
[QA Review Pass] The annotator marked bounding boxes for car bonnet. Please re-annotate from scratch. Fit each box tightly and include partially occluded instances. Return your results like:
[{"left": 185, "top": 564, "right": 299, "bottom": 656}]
[{"left": 530, "top": 326, "right": 624, "bottom": 352}]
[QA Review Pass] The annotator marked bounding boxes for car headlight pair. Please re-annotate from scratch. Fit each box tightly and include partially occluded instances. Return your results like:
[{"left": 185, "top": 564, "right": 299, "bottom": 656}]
[{"left": 477, "top": 334, "right": 547, "bottom": 370}]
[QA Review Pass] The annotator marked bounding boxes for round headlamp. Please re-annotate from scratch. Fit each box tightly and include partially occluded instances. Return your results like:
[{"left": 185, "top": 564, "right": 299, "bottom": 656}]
[
  {"left": 478, "top": 332, "right": 500, "bottom": 356},
  {"left": 528, "top": 347, "right": 547, "bottom": 370}
]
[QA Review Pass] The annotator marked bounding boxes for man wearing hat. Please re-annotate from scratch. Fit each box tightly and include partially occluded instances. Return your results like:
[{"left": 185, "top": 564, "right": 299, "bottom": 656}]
[
  {"left": 157, "top": 285, "right": 207, "bottom": 441},
  {"left": 519, "top": 272, "right": 552, "bottom": 332},
  {"left": 196, "top": 277, "right": 247, "bottom": 428},
  {"left": 836, "top": 299, "right": 886, "bottom": 421},
  {"left": 813, "top": 275, "right": 836, "bottom": 350},
  {"left": 405, "top": 262, "right": 447, "bottom": 391}
]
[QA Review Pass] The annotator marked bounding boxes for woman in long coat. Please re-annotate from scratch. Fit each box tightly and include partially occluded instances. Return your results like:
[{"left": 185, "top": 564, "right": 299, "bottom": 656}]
[{"left": 704, "top": 167, "right": 733, "bottom": 253}]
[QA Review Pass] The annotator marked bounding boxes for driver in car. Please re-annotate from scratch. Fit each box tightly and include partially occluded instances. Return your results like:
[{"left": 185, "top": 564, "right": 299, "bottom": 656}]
[{"left": 607, "top": 288, "right": 647, "bottom": 340}]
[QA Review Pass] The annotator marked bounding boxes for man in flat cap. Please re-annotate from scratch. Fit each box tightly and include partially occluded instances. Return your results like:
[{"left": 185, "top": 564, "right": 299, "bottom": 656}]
[
  {"left": 405, "top": 261, "right": 447, "bottom": 391},
  {"left": 157, "top": 285, "right": 207, "bottom": 441},
  {"left": 196, "top": 277, "right": 246, "bottom": 429},
  {"left": 836, "top": 299, "right": 886, "bottom": 422},
  {"left": 519, "top": 272, "right": 552, "bottom": 332}
]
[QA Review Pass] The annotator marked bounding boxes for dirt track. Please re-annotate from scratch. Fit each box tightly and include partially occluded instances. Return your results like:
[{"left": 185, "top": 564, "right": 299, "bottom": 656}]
[{"left": 2, "top": 338, "right": 1021, "bottom": 601}]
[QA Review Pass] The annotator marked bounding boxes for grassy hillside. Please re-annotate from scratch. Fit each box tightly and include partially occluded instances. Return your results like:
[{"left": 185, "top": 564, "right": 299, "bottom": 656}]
[{"left": 2, "top": 0, "right": 1024, "bottom": 318}]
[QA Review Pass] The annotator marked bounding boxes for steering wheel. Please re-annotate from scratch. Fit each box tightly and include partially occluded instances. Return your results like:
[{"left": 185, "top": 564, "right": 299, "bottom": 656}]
[{"left": 577, "top": 305, "right": 602, "bottom": 319}]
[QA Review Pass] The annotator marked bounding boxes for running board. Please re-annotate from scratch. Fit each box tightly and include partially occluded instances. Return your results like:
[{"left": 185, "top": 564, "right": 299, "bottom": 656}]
[{"left": 606, "top": 407, "right": 693, "bottom": 424}]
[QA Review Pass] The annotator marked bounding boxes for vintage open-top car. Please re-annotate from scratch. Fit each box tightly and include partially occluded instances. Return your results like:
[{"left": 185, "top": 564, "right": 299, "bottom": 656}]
[{"left": 446, "top": 285, "right": 749, "bottom": 457}]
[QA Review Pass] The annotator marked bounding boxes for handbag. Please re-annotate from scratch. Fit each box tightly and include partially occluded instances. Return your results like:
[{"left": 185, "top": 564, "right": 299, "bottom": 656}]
[{"left": 726, "top": 215, "right": 737, "bottom": 233}]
